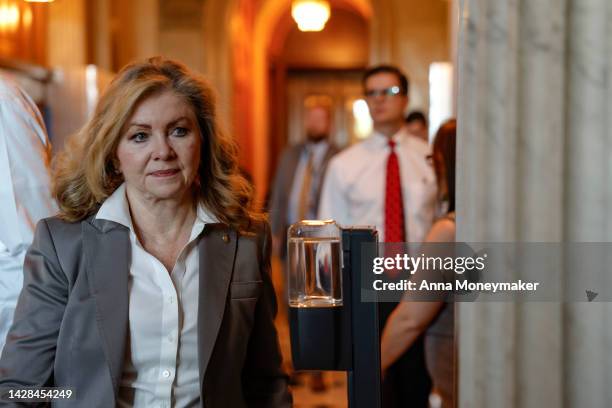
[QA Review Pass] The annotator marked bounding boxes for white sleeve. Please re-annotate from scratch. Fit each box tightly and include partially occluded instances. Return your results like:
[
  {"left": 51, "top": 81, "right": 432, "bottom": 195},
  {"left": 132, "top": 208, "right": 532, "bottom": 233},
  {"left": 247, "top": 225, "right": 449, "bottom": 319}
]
[
  {"left": 318, "top": 157, "right": 350, "bottom": 227},
  {"left": 0, "top": 82, "right": 56, "bottom": 354},
  {"left": 0, "top": 245, "right": 26, "bottom": 354},
  {"left": 0, "top": 88, "right": 56, "bottom": 254}
]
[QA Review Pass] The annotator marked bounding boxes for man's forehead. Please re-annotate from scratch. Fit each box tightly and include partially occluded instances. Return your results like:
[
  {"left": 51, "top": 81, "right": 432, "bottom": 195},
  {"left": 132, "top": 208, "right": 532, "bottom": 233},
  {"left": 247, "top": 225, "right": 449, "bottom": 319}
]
[{"left": 365, "top": 72, "right": 401, "bottom": 88}]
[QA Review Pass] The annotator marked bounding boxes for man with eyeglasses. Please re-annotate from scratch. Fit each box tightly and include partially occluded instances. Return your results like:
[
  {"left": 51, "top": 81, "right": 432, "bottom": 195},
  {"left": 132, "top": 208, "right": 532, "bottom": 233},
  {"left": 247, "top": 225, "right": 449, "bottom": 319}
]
[{"left": 318, "top": 65, "right": 436, "bottom": 407}]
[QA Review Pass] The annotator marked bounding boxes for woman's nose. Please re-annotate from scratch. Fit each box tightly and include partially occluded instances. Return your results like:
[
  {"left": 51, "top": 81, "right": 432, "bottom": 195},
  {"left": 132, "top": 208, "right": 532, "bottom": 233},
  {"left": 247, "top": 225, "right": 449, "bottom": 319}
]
[{"left": 152, "top": 135, "right": 175, "bottom": 160}]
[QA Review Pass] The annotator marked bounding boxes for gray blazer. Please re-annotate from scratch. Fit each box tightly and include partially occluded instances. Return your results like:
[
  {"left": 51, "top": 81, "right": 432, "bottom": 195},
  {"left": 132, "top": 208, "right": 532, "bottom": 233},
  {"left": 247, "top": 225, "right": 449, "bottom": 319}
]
[
  {"left": 268, "top": 142, "right": 339, "bottom": 257},
  {"left": 0, "top": 216, "right": 291, "bottom": 407}
]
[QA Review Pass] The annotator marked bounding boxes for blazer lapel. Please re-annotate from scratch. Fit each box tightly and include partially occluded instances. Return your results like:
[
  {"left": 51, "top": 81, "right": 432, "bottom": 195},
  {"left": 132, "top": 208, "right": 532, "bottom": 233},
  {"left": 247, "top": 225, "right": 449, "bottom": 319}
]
[
  {"left": 197, "top": 224, "right": 237, "bottom": 387},
  {"left": 283, "top": 144, "right": 303, "bottom": 196},
  {"left": 82, "top": 219, "right": 130, "bottom": 395},
  {"left": 314, "top": 143, "right": 338, "bottom": 210}
]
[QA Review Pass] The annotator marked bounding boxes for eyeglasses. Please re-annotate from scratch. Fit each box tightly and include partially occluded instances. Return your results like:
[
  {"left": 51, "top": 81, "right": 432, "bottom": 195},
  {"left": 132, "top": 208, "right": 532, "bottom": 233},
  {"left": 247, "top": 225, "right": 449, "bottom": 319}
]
[{"left": 364, "top": 86, "right": 403, "bottom": 98}]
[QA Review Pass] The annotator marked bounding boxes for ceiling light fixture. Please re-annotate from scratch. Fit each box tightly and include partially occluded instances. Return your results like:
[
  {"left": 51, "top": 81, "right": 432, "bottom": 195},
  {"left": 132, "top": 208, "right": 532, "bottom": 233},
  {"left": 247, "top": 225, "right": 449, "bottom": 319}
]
[
  {"left": 291, "top": 0, "right": 331, "bottom": 32},
  {"left": 0, "top": 2, "right": 19, "bottom": 33}
]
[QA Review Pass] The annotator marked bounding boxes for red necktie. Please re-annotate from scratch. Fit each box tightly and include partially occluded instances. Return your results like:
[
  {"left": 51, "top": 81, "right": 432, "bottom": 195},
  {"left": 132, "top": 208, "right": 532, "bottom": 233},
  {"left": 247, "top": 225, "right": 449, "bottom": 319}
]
[{"left": 384, "top": 139, "right": 405, "bottom": 243}]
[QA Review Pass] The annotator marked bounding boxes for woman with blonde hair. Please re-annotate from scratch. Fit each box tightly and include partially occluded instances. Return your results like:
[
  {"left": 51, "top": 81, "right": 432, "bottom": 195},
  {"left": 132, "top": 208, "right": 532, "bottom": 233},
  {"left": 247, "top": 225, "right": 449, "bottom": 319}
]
[{"left": 0, "top": 57, "right": 291, "bottom": 407}]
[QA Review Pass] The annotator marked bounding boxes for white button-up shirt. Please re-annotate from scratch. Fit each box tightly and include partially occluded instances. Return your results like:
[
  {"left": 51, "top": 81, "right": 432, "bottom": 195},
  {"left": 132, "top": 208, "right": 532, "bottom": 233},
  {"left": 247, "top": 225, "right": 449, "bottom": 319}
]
[
  {"left": 318, "top": 127, "right": 437, "bottom": 244},
  {"left": 96, "top": 183, "right": 216, "bottom": 408},
  {"left": 0, "top": 77, "right": 56, "bottom": 354}
]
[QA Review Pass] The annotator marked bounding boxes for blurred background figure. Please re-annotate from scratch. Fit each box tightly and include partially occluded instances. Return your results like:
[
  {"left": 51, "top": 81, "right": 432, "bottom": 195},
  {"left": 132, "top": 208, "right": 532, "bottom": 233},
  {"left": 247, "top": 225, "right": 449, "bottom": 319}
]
[
  {"left": 268, "top": 97, "right": 339, "bottom": 392},
  {"left": 405, "top": 110, "right": 429, "bottom": 142},
  {"left": 270, "top": 98, "right": 339, "bottom": 257},
  {"left": 319, "top": 65, "right": 437, "bottom": 408},
  {"left": 381, "top": 118, "right": 456, "bottom": 408},
  {"left": 0, "top": 76, "right": 56, "bottom": 354}
]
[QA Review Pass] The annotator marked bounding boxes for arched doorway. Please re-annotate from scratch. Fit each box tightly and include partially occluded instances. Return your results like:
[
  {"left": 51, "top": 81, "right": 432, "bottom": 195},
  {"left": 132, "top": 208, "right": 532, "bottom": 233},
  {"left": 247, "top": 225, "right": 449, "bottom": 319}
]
[
  {"left": 204, "top": 0, "right": 452, "bottom": 203},
  {"left": 205, "top": 0, "right": 373, "bottom": 204},
  {"left": 266, "top": 3, "right": 371, "bottom": 196}
]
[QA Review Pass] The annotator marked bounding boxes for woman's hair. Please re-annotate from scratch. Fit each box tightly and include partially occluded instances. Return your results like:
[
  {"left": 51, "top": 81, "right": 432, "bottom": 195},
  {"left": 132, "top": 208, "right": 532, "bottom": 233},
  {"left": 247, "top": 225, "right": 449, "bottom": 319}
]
[
  {"left": 53, "top": 57, "right": 263, "bottom": 230},
  {"left": 432, "top": 118, "right": 456, "bottom": 213}
]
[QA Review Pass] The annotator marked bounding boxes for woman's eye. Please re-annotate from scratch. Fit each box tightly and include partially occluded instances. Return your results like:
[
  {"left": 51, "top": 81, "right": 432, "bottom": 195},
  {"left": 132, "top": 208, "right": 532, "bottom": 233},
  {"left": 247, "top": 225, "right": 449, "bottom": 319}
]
[
  {"left": 172, "top": 127, "right": 188, "bottom": 137},
  {"left": 130, "top": 132, "right": 148, "bottom": 142}
]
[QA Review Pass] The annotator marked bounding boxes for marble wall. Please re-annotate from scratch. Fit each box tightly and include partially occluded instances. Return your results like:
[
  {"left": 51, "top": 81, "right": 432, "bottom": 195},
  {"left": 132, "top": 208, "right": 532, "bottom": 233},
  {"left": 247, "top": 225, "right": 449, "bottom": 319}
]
[{"left": 456, "top": 0, "right": 612, "bottom": 406}]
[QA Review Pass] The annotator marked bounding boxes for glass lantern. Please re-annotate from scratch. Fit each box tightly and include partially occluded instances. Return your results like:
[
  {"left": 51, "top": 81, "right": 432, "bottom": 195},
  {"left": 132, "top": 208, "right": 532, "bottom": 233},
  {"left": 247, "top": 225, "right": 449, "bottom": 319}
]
[{"left": 287, "top": 220, "right": 343, "bottom": 307}]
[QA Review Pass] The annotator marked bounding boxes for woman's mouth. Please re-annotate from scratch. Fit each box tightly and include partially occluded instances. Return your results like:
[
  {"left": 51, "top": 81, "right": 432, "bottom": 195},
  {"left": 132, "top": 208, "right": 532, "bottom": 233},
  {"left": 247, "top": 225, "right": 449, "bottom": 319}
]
[{"left": 150, "top": 169, "right": 180, "bottom": 177}]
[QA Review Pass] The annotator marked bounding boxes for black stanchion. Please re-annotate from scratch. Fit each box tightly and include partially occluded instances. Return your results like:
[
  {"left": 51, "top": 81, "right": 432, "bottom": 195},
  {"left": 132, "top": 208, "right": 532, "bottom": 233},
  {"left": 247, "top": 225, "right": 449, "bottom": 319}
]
[{"left": 289, "top": 226, "right": 381, "bottom": 408}]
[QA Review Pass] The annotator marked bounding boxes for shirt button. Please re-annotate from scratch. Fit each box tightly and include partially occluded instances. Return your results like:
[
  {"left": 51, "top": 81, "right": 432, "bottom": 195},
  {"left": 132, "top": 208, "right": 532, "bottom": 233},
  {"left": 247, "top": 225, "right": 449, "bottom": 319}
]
[
  {"left": 168, "top": 296, "right": 174, "bottom": 304},
  {"left": 162, "top": 369, "right": 171, "bottom": 378}
]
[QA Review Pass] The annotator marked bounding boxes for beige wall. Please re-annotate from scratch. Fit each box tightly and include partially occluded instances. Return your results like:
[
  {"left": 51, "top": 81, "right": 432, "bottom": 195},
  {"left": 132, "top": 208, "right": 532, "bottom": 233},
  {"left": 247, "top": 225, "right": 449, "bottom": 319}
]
[
  {"left": 89, "top": 0, "right": 112, "bottom": 70},
  {"left": 133, "top": 0, "right": 160, "bottom": 62},
  {"left": 110, "top": 0, "right": 160, "bottom": 71},
  {"left": 159, "top": 0, "right": 204, "bottom": 73},
  {"left": 47, "top": 0, "right": 159, "bottom": 72},
  {"left": 371, "top": 0, "right": 450, "bottom": 111},
  {"left": 47, "top": 0, "right": 87, "bottom": 68}
]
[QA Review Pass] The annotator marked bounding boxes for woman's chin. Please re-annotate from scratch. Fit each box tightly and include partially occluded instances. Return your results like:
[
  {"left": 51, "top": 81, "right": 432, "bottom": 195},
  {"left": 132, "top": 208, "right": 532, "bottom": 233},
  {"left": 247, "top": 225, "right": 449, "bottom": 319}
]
[{"left": 139, "top": 183, "right": 194, "bottom": 202}]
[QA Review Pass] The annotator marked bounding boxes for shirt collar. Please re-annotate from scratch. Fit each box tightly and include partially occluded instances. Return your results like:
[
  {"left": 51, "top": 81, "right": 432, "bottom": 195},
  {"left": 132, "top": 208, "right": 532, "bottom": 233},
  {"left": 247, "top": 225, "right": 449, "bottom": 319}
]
[
  {"left": 370, "top": 126, "right": 408, "bottom": 148},
  {"left": 304, "top": 140, "right": 329, "bottom": 154},
  {"left": 95, "top": 183, "right": 133, "bottom": 229},
  {"left": 96, "top": 183, "right": 217, "bottom": 235},
  {"left": 191, "top": 200, "right": 216, "bottom": 240}
]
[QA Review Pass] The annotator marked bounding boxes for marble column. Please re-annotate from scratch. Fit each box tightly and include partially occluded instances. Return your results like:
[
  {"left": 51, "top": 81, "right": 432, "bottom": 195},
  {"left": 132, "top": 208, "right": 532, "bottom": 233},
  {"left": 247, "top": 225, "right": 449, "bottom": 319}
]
[{"left": 457, "top": 0, "right": 612, "bottom": 406}]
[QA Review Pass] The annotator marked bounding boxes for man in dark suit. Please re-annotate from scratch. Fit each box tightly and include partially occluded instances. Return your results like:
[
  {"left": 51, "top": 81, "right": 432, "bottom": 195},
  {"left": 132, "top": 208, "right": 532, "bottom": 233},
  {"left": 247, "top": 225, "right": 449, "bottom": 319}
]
[
  {"left": 269, "top": 101, "right": 339, "bottom": 259},
  {"left": 268, "top": 100, "right": 339, "bottom": 392}
]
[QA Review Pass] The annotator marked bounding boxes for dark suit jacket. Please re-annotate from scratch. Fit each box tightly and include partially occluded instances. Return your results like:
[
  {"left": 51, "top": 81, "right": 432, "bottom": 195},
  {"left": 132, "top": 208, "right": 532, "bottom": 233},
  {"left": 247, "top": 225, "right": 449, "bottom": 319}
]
[
  {"left": 268, "top": 142, "right": 339, "bottom": 257},
  {"left": 0, "top": 216, "right": 291, "bottom": 407}
]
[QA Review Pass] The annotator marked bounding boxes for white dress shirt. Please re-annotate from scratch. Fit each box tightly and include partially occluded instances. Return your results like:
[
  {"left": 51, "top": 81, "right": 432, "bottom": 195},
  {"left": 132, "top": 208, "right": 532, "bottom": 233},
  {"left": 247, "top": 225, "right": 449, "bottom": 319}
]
[
  {"left": 318, "top": 127, "right": 437, "bottom": 244},
  {"left": 0, "top": 77, "right": 56, "bottom": 354},
  {"left": 96, "top": 184, "right": 216, "bottom": 408}
]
